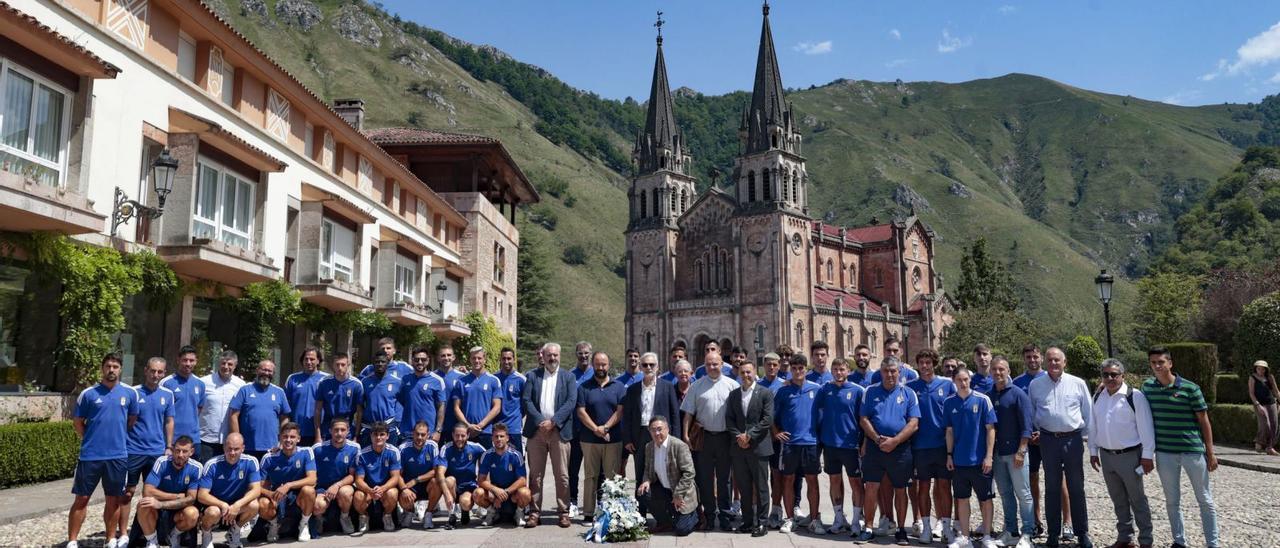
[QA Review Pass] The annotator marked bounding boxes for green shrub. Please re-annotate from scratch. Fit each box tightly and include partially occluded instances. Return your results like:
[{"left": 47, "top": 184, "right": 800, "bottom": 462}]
[
  {"left": 1165, "top": 343, "right": 1219, "bottom": 404},
  {"left": 1216, "top": 373, "right": 1251, "bottom": 404},
  {"left": 0, "top": 421, "right": 79, "bottom": 488},
  {"left": 1209, "top": 404, "right": 1257, "bottom": 445},
  {"left": 562, "top": 245, "right": 587, "bottom": 265},
  {"left": 1235, "top": 291, "right": 1280, "bottom": 376},
  {"left": 1065, "top": 335, "right": 1105, "bottom": 375},
  {"left": 453, "top": 312, "right": 516, "bottom": 372}
]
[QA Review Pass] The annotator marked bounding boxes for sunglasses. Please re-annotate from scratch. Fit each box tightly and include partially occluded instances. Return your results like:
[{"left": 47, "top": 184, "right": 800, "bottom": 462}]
[
  {"left": 641, "top": 363, "right": 658, "bottom": 368},
  {"left": 1102, "top": 372, "right": 1122, "bottom": 379}
]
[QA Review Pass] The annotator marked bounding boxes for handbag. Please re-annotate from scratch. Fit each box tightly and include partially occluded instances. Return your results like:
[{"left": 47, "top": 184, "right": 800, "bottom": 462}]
[{"left": 686, "top": 420, "right": 705, "bottom": 452}]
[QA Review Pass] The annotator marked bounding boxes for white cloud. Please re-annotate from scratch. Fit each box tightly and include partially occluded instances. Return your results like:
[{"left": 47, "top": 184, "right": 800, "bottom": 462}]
[
  {"left": 794, "top": 40, "right": 834, "bottom": 55},
  {"left": 937, "top": 29, "right": 972, "bottom": 53},
  {"left": 997, "top": 5, "right": 1017, "bottom": 14},
  {"left": 1202, "top": 21, "right": 1280, "bottom": 80},
  {"left": 1268, "top": 73, "right": 1280, "bottom": 84},
  {"left": 885, "top": 58, "right": 913, "bottom": 68},
  {"left": 889, "top": 28, "right": 901, "bottom": 40},
  {"left": 1162, "top": 89, "right": 1202, "bottom": 106}
]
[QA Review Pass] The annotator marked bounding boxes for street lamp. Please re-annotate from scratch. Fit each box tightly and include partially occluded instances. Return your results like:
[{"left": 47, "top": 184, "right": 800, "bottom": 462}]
[
  {"left": 1095, "top": 269, "right": 1115, "bottom": 357},
  {"left": 111, "top": 149, "right": 179, "bottom": 237},
  {"left": 435, "top": 280, "right": 447, "bottom": 318}
]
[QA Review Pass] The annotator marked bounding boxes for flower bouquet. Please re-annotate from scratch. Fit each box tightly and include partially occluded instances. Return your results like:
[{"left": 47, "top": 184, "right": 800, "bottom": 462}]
[{"left": 583, "top": 475, "right": 650, "bottom": 543}]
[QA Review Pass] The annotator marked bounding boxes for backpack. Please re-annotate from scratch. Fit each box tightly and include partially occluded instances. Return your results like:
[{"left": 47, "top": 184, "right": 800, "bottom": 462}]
[{"left": 1093, "top": 386, "right": 1135, "bottom": 413}]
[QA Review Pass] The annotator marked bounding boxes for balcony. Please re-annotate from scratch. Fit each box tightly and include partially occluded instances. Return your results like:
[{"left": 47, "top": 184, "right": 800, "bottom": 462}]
[
  {"left": 297, "top": 277, "right": 373, "bottom": 311},
  {"left": 430, "top": 318, "right": 471, "bottom": 340},
  {"left": 157, "top": 237, "right": 277, "bottom": 287},
  {"left": 378, "top": 300, "right": 434, "bottom": 326},
  {"left": 0, "top": 170, "right": 104, "bottom": 234}
]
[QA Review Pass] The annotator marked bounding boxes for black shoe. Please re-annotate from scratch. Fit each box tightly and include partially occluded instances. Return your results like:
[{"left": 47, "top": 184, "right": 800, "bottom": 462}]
[
  {"left": 445, "top": 515, "right": 457, "bottom": 530},
  {"left": 895, "top": 528, "right": 909, "bottom": 545},
  {"left": 735, "top": 525, "right": 753, "bottom": 534},
  {"left": 1036, "top": 522, "right": 1046, "bottom": 538},
  {"left": 719, "top": 519, "right": 734, "bottom": 532},
  {"left": 752, "top": 525, "right": 767, "bottom": 537},
  {"left": 1170, "top": 544, "right": 1189, "bottom": 548},
  {"left": 461, "top": 512, "right": 471, "bottom": 526}
]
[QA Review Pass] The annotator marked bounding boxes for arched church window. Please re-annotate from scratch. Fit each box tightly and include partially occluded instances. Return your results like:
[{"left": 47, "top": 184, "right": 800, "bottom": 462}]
[
  {"left": 781, "top": 170, "right": 789, "bottom": 202},
  {"left": 912, "top": 266, "right": 923, "bottom": 291},
  {"left": 795, "top": 321, "right": 804, "bottom": 348},
  {"left": 849, "top": 264, "right": 858, "bottom": 289},
  {"left": 720, "top": 251, "right": 730, "bottom": 291},
  {"left": 821, "top": 324, "right": 829, "bottom": 344},
  {"left": 639, "top": 193, "right": 647, "bottom": 218},
  {"left": 826, "top": 259, "right": 834, "bottom": 282},
  {"left": 695, "top": 259, "right": 704, "bottom": 293},
  {"left": 870, "top": 330, "right": 878, "bottom": 354},
  {"left": 874, "top": 267, "right": 884, "bottom": 288},
  {"left": 652, "top": 189, "right": 659, "bottom": 218},
  {"left": 671, "top": 190, "right": 677, "bottom": 214},
  {"left": 681, "top": 189, "right": 689, "bottom": 212},
  {"left": 763, "top": 168, "right": 772, "bottom": 200},
  {"left": 748, "top": 171, "right": 756, "bottom": 202},
  {"left": 792, "top": 170, "right": 800, "bottom": 206}
]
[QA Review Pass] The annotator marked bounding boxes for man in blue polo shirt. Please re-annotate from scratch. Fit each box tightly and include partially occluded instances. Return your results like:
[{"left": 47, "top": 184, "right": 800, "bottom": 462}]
[
  {"left": 68, "top": 353, "right": 139, "bottom": 548},
  {"left": 197, "top": 433, "right": 262, "bottom": 548},
  {"left": 576, "top": 351, "right": 626, "bottom": 522},
  {"left": 476, "top": 423, "right": 533, "bottom": 525},
  {"left": 1013, "top": 344, "right": 1052, "bottom": 539},
  {"left": 693, "top": 340, "right": 735, "bottom": 380},
  {"left": 315, "top": 353, "right": 363, "bottom": 442},
  {"left": 119, "top": 357, "right": 175, "bottom": 548},
  {"left": 855, "top": 359, "right": 920, "bottom": 544},
  {"left": 970, "top": 344, "right": 996, "bottom": 395},
  {"left": 286, "top": 347, "right": 329, "bottom": 447},
  {"left": 848, "top": 345, "right": 875, "bottom": 387},
  {"left": 258, "top": 423, "right": 317, "bottom": 543},
  {"left": 906, "top": 348, "right": 956, "bottom": 544},
  {"left": 816, "top": 357, "right": 865, "bottom": 535},
  {"left": 399, "top": 347, "right": 446, "bottom": 444},
  {"left": 358, "top": 337, "right": 413, "bottom": 380},
  {"left": 311, "top": 418, "right": 360, "bottom": 535},
  {"left": 229, "top": 359, "right": 291, "bottom": 460},
  {"left": 944, "top": 367, "right": 999, "bottom": 548},
  {"left": 435, "top": 345, "right": 465, "bottom": 435},
  {"left": 774, "top": 354, "right": 822, "bottom": 534},
  {"left": 658, "top": 344, "right": 687, "bottom": 384},
  {"left": 615, "top": 349, "right": 643, "bottom": 387},
  {"left": 354, "top": 423, "right": 402, "bottom": 534},
  {"left": 453, "top": 347, "right": 503, "bottom": 449},
  {"left": 989, "top": 355, "right": 1035, "bottom": 548},
  {"left": 870, "top": 356, "right": 919, "bottom": 385},
  {"left": 162, "top": 346, "right": 205, "bottom": 454},
  {"left": 397, "top": 421, "right": 443, "bottom": 529},
  {"left": 440, "top": 423, "right": 487, "bottom": 528},
  {"left": 807, "top": 341, "right": 834, "bottom": 384},
  {"left": 359, "top": 350, "right": 402, "bottom": 446},
  {"left": 136, "top": 436, "right": 202, "bottom": 548},
  {"left": 496, "top": 347, "right": 527, "bottom": 453}
]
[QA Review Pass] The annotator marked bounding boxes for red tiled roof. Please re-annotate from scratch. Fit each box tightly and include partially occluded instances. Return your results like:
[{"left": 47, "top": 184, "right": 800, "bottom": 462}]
[
  {"left": 0, "top": 2, "right": 120, "bottom": 78},
  {"left": 813, "top": 287, "right": 884, "bottom": 314},
  {"left": 812, "top": 221, "right": 896, "bottom": 243},
  {"left": 365, "top": 127, "right": 499, "bottom": 146}
]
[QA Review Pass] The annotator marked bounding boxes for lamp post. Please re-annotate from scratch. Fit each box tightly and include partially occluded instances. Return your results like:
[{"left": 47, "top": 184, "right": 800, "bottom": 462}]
[
  {"left": 435, "top": 280, "right": 447, "bottom": 319},
  {"left": 1095, "top": 269, "right": 1115, "bottom": 357},
  {"left": 111, "top": 149, "right": 179, "bottom": 237}
]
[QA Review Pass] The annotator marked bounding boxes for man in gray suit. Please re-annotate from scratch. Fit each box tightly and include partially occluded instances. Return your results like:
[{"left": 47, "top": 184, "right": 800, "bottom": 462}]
[
  {"left": 637, "top": 416, "right": 698, "bottom": 536},
  {"left": 726, "top": 361, "right": 775, "bottom": 537},
  {"left": 520, "top": 343, "right": 578, "bottom": 528}
]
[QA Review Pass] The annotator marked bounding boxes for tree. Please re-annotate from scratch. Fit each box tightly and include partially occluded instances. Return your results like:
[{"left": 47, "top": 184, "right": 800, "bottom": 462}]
[
  {"left": 940, "top": 306, "right": 1043, "bottom": 368},
  {"left": 1132, "top": 272, "right": 1204, "bottom": 348},
  {"left": 454, "top": 312, "right": 516, "bottom": 372},
  {"left": 955, "top": 237, "right": 1019, "bottom": 311},
  {"left": 1064, "top": 335, "right": 1106, "bottom": 376},
  {"left": 1234, "top": 291, "right": 1280, "bottom": 376},
  {"left": 517, "top": 229, "right": 556, "bottom": 356},
  {"left": 562, "top": 245, "right": 587, "bottom": 265}
]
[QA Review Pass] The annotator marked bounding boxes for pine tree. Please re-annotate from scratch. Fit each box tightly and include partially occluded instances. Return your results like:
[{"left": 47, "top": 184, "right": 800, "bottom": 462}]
[
  {"left": 955, "top": 237, "right": 1019, "bottom": 311},
  {"left": 517, "top": 228, "right": 556, "bottom": 356}
]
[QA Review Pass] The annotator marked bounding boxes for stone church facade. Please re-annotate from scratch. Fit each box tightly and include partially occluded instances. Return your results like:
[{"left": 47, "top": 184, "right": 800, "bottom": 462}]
[{"left": 625, "top": 4, "right": 954, "bottom": 366}]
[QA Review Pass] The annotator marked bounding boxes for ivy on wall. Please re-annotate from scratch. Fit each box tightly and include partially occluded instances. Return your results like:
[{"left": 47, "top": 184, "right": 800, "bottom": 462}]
[
  {"left": 453, "top": 312, "right": 516, "bottom": 372},
  {"left": 221, "top": 279, "right": 302, "bottom": 375}
]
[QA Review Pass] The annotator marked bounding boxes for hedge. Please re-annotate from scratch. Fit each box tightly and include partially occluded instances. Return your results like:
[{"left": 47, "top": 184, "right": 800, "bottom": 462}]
[
  {"left": 1210, "top": 404, "right": 1258, "bottom": 445},
  {"left": 1216, "top": 374, "right": 1251, "bottom": 405},
  {"left": 1165, "top": 343, "right": 1218, "bottom": 404},
  {"left": 0, "top": 421, "right": 79, "bottom": 488}
]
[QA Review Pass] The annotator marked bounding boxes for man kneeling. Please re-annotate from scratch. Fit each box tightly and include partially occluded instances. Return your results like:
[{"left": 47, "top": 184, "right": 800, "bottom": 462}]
[
  {"left": 258, "top": 423, "right": 317, "bottom": 542},
  {"left": 475, "top": 424, "right": 533, "bottom": 526},
  {"left": 312, "top": 419, "right": 359, "bottom": 535},
  {"left": 196, "top": 433, "right": 261, "bottom": 548},
  {"left": 354, "top": 423, "right": 401, "bottom": 534},
  {"left": 439, "top": 423, "right": 486, "bottom": 528},
  {"left": 636, "top": 416, "right": 698, "bottom": 536},
  {"left": 398, "top": 421, "right": 443, "bottom": 529},
  {"left": 136, "top": 436, "right": 201, "bottom": 548}
]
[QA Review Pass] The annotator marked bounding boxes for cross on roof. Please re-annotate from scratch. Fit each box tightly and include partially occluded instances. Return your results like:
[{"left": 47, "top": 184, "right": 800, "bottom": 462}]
[{"left": 655, "top": 11, "right": 664, "bottom": 43}]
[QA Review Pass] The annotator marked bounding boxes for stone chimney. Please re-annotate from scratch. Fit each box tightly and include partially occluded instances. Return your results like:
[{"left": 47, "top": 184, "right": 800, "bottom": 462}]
[{"left": 333, "top": 98, "right": 365, "bottom": 131}]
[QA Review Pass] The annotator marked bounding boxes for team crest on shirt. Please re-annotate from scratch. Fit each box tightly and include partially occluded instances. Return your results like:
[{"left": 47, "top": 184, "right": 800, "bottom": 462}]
[
  {"left": 972, "top": 403, "right": 979, "bottom": 413},
  {"left": 295, "top": 460, "right": 302, "bottom": 468},
  {"left": 808, "top": 391, "right": 815, "bottom": 399},
  {"left": 938, "top": 388, "right": 945, "bottom": 397},
  {"left": 846, "top": 392, "right": 853, "bottom": 400},
  {"left": 238, "top": 470, "right": 245, "bottom": 479},
  {"left": 271, "top": 393, "right": 276, "bottom": 401},
  {"left": 161, "top": 397, "right": 167, "bottom": 405},
  {"left": 482, "top": 384, "right": 489, "bottom": 391},
  {"left": 346, "top": 388, "right": 352, "bottom": 397},
  {"left": 895, "top": 395, "right": 904, "bottom": 404},
  {"left": 387, "top": 384, "right": 394, "bottom": 393},
  {"left": 507, "top": 463, "right": 513, "bottom": 472},
  {"left": 195, "top": 387, "right": 201, "bottom": 395},
  {"left": 342, "top": 455, "right": 349, "bottom": 464},
  {"left": 120, "top": 397, "right": 127, "bottom": 406}
]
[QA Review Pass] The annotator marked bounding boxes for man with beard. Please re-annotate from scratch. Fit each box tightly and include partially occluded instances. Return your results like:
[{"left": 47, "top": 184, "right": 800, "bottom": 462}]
[
  {"left": 68, "top": 353, "right": 139, "bottom": 548},
  {"left": 311, "top": 419, "right": 360, "bottom": 535},
  {"left": 398, "top": 347, "right": 446, "bottom": 444},
  {"left": 286, "top": 348, "right": 330, "bottom": 447},
  {"left": 257, "top": 423, "right": 317, "bottom": 543},
  {"left": 196, "top": 433, "right": 261, "bottom": 548},
  {"left": 229, "top": 359, "right": 291, "bottom": 461},
  {"left": 855, "top": 359, "right": 920, "bottom": 545},
  {"left": 816, "top": 357, "right": 866, "bottom": 536},
  {"left": 452, "top": 347, "right": 502, "bottom": 449},
  {"left": 849, "top": 345, "right": 874, "bottom": 387},
  {"left": 199, "top": 351, "right": 245, "bottom": 462},
  {"left": 906, "top": 349, "right": 957, "bottom": 545},
  {"left": 439, "top": 423, "right": 487, "bottom": 528},
  {"left": 726, "top": 360, "right": 774, "bottom": 537},
  {"left": 163, "top": 346, "right": 205, "bottom": 457},
  {"left": 622, "top": 352, "right": 681, "bottom": 518},
  {"left": 681, "top": 349, "right": 740, "bottom": 531},
  {"left": 576, "top": 351, "right": 626, "bottom": 522},
  {"left": 476, "top": 423, "right": 534, "bottom": 526},
  {"left": 135, "top": 436, "right": 202, "bottom": 548},
  {"left": 358, "top": 351, "right": 402, "bottom": 446},
  {"left": 358, "top": 337, "right": 413, "bottom": 380},
  {"left": 941, "top": 356, "right": 961, "bottom": 379},
  {"left": 616, "top": 349, "right": 643, "bottom": 387},
  {"left": 315, "top": 353, "right": 364, "bottom": 442},
  {"left": 659, "top": 344, "right": 687, "bottom": 384},
  {"left": 435, "top": 345, "right": 465, "bottom": 435},
  {"left": 496, "top": 348, "right": 527, "bottom": 452},
  {"left": 989, "top": 356, "right": 1035, "bottom": 548},
  {"left": 353, "top": 424, "right": 402, "bottom": 533},
  {"left": 397, "top": 421, "right": 443, "bottom": 529},
  {"left": 117, "top": 358, "right": 175, "bottom": 547}
]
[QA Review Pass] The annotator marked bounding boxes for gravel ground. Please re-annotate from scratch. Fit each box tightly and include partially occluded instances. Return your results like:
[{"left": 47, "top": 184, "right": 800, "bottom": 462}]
[{"left": 3, "top": 463, "right": 1275, "bottom": 547}]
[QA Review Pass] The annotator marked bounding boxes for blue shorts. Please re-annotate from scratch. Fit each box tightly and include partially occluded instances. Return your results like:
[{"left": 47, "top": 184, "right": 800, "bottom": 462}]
[
  {"left": 779, "top": 444, "right": 820, "bottom": 476},
  {"left": 951, "top": 465, "right": 995, "bottom": 501},
  {"left": 823, "top": 446, "right": 861, "bottom": 477},
  {"left": 409, "top": 482, "right": 430, "bottom": 499},
  {"left": 861, "top": 445, "right": 913, "bottom": 488},
  {"left": 125, "top": 454, "right": 160, "bottom": 488},
  {"left": 913, "top": 446, "right": 952, "bottom": 481},
  {"left": 456, "top": 481, "right": 478, "bottom": 494},
  {"left": 73, "top": 458, "right": 127, "bottom": 497}
]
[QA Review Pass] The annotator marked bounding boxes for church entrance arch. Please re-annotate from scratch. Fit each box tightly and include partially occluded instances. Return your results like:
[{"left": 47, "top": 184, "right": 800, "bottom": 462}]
[{"left": 692, "top": 333, "right": 712, "bottom": 366}]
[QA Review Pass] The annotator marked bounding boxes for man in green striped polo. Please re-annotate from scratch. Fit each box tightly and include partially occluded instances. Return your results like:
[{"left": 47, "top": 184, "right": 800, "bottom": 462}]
[{"left": 1141, "top": 346, "right": 1219, "bottom": 548}]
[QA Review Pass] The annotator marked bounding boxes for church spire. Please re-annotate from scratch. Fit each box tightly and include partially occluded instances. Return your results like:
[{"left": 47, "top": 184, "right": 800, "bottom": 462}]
[
  {"left": 634, "top": 11, "right": 688, "bottom": 176},
  {"left": 743, "top": 0, "right": 792, "bottom": 155}
]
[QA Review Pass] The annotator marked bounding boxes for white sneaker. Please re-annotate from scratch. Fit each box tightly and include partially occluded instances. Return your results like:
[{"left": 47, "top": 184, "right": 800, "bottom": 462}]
[
  {"left": 514, "top": 507, "right": 525, "bottom": 529},
  {"left": 199, "top": 529, "right": 213, "bottom": 548},
  {"left": 767, "top": 505, "right": 784, "bottom": 529},
  {"left": 794, "top": 506, "right": 808, "bottom": 521},
  {"left": 912, "top": 520, "right": 923, "bottom": 536},
  {"left": 473, "top": 505, "right": 488, "bottom": 520},
  {"left": 995, "top": 531, "right": 1017, "bottom": 546},
  {"left": 875, "top": 517, "right": 894, "bottom": 536},
  {"left": 145, "top": 536, "right": 159, "bottom": 548},
  {"left": 66, "top": 542, "right": 78, "bottom": 548},
  {"left": 340, "top": 514, "right": 355, "bottom": 534},
  {"left": 919, "top": 517, "right": 934, "bottom": 545},
  {"left": 729, "top": 500, "right": 742, "bottom": 517},
  {"left": 780, "top": 517, "right": 794, "bottom": 533},
  {"left": 808, "top": 518, "right": 827, "bottom": 534},
  {"left": 104, "top": 538, "right": 119, "bottom": 548},
  {"left": 568, "top": 502, "right": 581, "bottom": 519},
  {"left": 483, "top": 508, "right": 498, "bottom": 526},
  {"left": 238, "top": 516, "right": 256, "bottom": 539},
  {"left": 298, "top": 517, "right": 313, "bottom": 542},
  {"left": 947, "top": 537, "right": 974, "bottom": 548},
  {"left": 383, "top": 513, "right": 396, "bottom": 531},
  {"left": 981, "top": 535, "right": 999, "bottom": 548},
  {"left": 1015, "top": 535, "right": 1033, "bottom": 548},
  {"left": 829, "top": 512, "right": 850, "bottom": 534},
  {"left": 415, "top": 500, "right": 429, "bottom": 523},
  {"left": 226, "top": 527, "right": 242, "bottom": 548},
  {"left": 934, "top": 519, "right": 944, "bottom": 537},
  {"left": 356, "top": 514, "right": 369, "bottom": 535},
  {"left": 266, "top": 518, "right": 281, "bottom": 543}
]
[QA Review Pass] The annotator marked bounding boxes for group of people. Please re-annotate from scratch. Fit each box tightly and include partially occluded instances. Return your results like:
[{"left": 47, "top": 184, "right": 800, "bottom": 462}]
[{"left": 65, "top": 335, "right": 1223, "bottom": 548}]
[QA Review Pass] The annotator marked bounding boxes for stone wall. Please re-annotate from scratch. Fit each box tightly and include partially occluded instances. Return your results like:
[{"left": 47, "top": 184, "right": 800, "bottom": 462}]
[{"left": 0, "top": 393, "right": 75, "bottom": 425}]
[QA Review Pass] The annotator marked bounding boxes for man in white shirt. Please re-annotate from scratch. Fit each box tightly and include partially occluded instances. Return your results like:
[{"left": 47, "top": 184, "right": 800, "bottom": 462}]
[
  {"left": 1027, "top": 347, "right": 1094, "bottom": 548},
  {"left": 637, "top": 416, "right": 697, "bottom": 536},
  {"left": 199, "top": 351, "right": 246, "bottom": 462},
  {"left": 622, "top": 353, "right": 680, "bottom": 518},
  {"left": 520, "top": 342, "right": 578, "bottom": 528},
  {"left": 679, "top": 350, "right": 739, "bottom": 531},
  {"left": 1088, "top": 359, "right": 1155, "bottom": 548}
]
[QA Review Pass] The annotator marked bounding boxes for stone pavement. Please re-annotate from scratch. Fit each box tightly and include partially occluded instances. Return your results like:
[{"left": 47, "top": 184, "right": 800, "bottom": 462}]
[
  {"left": 0, "top": 478, "right": 101, "bottom": 526},
  {"left": 3, "top": 445, "right": 1278, "bottom": 547},
  {"left": 1212, "top": 443, "right": 1280, "bottom": 474}
]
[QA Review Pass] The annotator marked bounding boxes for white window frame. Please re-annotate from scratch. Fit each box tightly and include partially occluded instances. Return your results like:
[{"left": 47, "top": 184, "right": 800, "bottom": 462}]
[
  {"left": 0, "top": 58, "right": 73, "bottom": 188},
  {"left": 393, "top": 254, "right": 417, "bottom": 305},
  {"left": 191, "top": 158, "right": 256, "bottom": 250},
  {"left": 319, "top": 217, "right": 355, "bottom": 283}
]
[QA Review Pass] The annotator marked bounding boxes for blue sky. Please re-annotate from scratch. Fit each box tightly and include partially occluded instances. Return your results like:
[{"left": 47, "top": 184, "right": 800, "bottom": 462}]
[{"left": 381, "top": 1, "right": 1280, "bottom": 106}]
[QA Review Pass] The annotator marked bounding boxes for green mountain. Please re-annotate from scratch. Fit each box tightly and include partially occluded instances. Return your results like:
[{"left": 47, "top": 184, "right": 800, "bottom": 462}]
[{"left": 211, "top": 0, "right": 1262, "bottom": 352}]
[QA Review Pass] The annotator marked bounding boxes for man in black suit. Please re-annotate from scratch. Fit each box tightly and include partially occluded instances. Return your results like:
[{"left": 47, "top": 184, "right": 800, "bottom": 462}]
[
  {"left": 725, "top": 360, "right": 775, "bottom": 537},
  {"left": 621, "top": 352, "right": 682, "bottom": 517},
  {"left": 520, "top": 342, "right": 579, "bottom": 528}
]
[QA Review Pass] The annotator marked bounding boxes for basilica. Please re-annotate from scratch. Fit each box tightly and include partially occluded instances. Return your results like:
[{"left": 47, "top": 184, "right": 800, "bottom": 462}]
[{"left": 624, "top": 4, "right": 954, "bottom": 366}]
